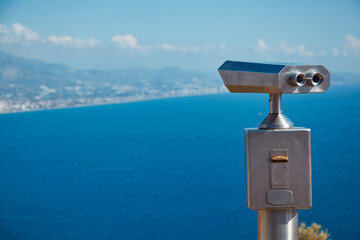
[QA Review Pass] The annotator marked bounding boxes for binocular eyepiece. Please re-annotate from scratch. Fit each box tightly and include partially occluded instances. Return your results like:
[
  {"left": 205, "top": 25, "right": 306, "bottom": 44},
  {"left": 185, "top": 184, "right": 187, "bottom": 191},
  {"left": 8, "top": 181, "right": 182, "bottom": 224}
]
[
  {"left": 290, "top": 72, "right": 323, "bottom": 87},
  {"left": 292, "top": 73, "right": 306, "bottom": 86}
]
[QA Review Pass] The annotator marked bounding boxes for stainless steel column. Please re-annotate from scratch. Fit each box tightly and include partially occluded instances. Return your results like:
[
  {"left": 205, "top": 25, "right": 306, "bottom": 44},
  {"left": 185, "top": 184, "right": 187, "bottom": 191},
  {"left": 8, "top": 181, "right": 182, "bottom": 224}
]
[
  {"left": 257, "top": 94, "right": 298, "bottom": 239},
  {"left": 269, "top": 93, "right": 282, "bottom": 113},
  {"left": 257, "top": 209, "right": 299, "bottom": 240},
  {"left": 258, "top": 94, "right": 294, "bottom": 129}
]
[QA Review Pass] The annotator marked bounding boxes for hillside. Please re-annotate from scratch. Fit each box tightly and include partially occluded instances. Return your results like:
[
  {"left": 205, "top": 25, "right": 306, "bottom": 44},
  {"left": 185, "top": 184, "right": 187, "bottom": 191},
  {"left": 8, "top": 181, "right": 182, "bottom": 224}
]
[{"left": 0, "top": 51, "right": 225, "bottom": 113}]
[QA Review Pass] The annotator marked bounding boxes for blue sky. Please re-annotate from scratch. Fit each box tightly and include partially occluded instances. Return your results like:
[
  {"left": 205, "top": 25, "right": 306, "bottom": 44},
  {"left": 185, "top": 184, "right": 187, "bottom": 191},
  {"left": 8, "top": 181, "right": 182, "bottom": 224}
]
[{"left": 0, "top": 0, "right": 359, "bottom": 72}]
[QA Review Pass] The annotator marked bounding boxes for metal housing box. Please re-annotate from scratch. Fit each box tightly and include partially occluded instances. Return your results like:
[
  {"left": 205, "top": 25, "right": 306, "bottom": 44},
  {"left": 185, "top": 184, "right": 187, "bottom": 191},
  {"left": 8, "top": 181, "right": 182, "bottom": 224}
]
[{"left": 245, "top": 128, "right": 311, "bottom": 209}]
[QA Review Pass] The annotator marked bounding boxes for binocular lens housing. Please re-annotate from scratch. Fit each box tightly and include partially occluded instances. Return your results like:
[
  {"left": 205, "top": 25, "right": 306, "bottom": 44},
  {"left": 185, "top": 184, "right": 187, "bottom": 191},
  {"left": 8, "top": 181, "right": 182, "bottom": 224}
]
[
  {"left": 291, "top": 73, "right": 306, "bottom": 86},
  {"left": 309, "top": 73, "right": 323, "bottom": 86},
  {"left": 290, "top": 72, "right": 324, "bottom": 87}
]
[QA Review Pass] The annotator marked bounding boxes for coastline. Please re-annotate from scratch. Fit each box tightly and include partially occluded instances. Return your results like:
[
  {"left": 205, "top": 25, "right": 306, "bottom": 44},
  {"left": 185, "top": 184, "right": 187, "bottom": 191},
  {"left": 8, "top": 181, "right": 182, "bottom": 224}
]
[{"left": 0, "top": 91, "right": 228, "bottom": 115}]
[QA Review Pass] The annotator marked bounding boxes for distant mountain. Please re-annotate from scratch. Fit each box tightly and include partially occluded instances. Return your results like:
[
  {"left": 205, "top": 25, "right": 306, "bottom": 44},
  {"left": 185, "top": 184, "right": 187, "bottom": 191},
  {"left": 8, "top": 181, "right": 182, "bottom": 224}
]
[
  {"left": 0, "top": 51, "right": 225, "bottom": 113},
  {"left": 1, "top": 50, "right": 359, "bottom": 113}
]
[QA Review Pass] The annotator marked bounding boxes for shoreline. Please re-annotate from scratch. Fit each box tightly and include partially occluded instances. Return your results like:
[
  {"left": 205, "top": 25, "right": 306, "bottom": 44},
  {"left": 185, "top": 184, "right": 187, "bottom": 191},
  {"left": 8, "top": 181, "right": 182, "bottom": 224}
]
[{"left": 0, "top": 91, "right": 228, "bottom": 115}]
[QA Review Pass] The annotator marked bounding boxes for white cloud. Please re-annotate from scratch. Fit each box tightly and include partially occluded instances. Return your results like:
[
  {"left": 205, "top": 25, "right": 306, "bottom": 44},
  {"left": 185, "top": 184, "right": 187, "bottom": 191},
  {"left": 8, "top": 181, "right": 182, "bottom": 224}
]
[
  {"left": 254, "top": 38, "right": 269, "bottom": 52},
  {"left": 160, "top": 44, "right": 199, "bottom": 52},
  {"left": 201, "top": 44, "right": 226, "bottom": 51},
  {"left": 0, "top": 23, "right": 39, "bottom": 43},
  {"left": 332, "top": 47, "right": 348, "bottom": 56},
  {"left": 112, "top": 34, "right": 144, "bottom": 50},
  {"left": 344, "top": 34, "right": 360, "bottom": 54},
  {"left": 298, "top": 45, "right": 314, "bottom": 57},
  {"left": 0, "top": 23, "right": 100, "bottom": 48},
  {"left": 277, "top": 41, "right": 314, "bottom": 57},
  {"left": 111, "top": 34, "right": 225, "bottom": 53},
  {"left": 158, "top": 43, "right": 225, "bottom": 52},
  {"left": 256, "top": 39, "right": 315, "bottom": 57},
  {"left": 219, "top": 43, "right": 226, "bottom": 50},
  {"left": 47, "top": 35, "right": 72, "bottom": 45},
  {"left": 160, "top": 43, "right": 176, "bottom": 51},
  {"left": 1, "top": 22, "right": 225, "bottom": 53},
  {"left": 277, "top": 41, "right": 296, "bottom": 54},
  {"left": 332, "top": 47, "right": 340, "bottom": 56},
  {"left": 201, "top": 45, "right": 215, "bottom": 51},
  {"left": 47, "top": 35, "right": 100, "bottom": 48},
  {"left": 12, "top": 22, "right": 39, "bottom": 41},
  {"left": 0, "top": 22, "right": 99, "bottom": 48},
  {"left": 330, "top": 35, "right": 360, "bottom": 56}
]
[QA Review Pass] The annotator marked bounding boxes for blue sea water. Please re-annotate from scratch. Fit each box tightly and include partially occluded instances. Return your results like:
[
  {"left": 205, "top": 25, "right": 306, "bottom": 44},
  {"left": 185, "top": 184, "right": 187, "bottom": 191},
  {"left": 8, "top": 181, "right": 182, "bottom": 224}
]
[{"left": 0, "top": 85, "right": 359, "bottom": 239}]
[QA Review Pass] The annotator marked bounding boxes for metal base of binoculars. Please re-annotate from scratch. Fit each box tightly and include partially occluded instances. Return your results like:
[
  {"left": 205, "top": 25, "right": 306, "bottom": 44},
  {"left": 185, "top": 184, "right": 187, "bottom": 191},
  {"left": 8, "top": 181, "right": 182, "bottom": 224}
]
[
  {"left": 257, "top": 94, "right": 299, "bottom": 240},
  {"left": 259, "top": 94, "right": 293, "bottom": 130},
  {"left": 257, "top": 210, "right": 299, "bottom": 240}
]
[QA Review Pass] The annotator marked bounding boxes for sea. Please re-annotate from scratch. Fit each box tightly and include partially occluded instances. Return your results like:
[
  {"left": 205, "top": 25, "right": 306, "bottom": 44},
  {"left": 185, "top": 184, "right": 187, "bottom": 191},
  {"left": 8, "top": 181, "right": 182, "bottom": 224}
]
[{"left": 0, "top": 85, "right": 359, "bottom": 239}]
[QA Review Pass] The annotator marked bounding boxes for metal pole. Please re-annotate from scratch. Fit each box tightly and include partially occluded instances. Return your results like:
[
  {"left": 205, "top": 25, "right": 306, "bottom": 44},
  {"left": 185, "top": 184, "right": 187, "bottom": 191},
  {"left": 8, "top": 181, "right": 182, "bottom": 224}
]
[
  {"left": 258, "top": 94, "right": 293, "bottom": 129},
  {"left": 257, "top": 210, "right": 299, "bottom": 240},
  {"left": 258, "top": 94, "right": 299, "bottom": 240},
  {"left": 269, "top": 93, "right": 282, "bottom": 113}
]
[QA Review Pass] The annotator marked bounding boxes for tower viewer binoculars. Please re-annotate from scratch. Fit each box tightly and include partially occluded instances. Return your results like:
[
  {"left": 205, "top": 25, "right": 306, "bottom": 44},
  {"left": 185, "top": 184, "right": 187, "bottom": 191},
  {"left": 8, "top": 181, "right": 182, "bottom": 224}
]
[{"left": 218, "top": 60, "right": 331, "bottom": 239}]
